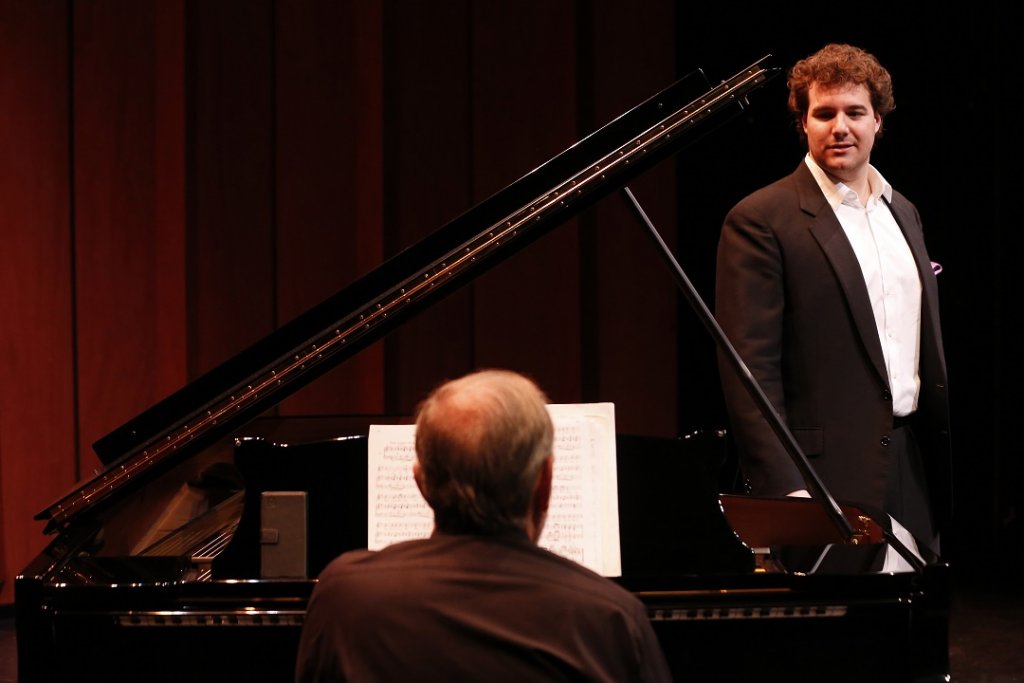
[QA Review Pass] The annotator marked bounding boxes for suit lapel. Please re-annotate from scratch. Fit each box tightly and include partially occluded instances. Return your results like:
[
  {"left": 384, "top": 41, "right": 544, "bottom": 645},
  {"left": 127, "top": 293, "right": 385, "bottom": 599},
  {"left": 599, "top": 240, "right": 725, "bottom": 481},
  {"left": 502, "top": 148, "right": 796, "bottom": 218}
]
[
  {"left": 885, "top": 194, "right": 947, "bottom": 377},
  {"left": 792, "top": 165, "right": 890, "bottom": 387},
  {"left": 884, "top": 195, "right": 939, "bottom": 315}
]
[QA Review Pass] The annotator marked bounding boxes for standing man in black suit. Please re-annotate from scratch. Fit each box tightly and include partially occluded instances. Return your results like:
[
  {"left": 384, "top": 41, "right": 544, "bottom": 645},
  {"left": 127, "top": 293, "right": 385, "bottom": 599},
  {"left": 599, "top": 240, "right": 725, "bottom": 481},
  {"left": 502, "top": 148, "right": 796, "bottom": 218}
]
[{"left": 715, "top": 43, "right": 952, "bottom": 561}]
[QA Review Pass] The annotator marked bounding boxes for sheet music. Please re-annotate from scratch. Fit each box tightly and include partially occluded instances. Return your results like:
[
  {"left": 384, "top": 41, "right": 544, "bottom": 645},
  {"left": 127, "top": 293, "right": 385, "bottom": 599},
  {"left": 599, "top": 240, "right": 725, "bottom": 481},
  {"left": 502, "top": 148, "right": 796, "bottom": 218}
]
[{"left": 367, "top": 403, "right": 621, "bottom": 577}]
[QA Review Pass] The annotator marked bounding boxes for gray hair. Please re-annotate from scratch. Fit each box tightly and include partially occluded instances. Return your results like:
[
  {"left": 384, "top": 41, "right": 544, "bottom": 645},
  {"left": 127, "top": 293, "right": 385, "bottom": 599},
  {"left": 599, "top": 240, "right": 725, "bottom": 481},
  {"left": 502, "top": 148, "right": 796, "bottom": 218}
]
[{"left": 414, "top": 369, "right": 554, "bottom": 535}]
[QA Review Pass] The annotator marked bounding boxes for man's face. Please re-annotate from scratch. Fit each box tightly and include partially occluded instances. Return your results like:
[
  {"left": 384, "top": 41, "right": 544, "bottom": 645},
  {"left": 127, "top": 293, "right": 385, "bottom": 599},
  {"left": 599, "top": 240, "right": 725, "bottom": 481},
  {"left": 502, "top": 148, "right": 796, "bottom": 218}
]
[{"left": 802, "top": 82, "right": 881, "bottom": 184}]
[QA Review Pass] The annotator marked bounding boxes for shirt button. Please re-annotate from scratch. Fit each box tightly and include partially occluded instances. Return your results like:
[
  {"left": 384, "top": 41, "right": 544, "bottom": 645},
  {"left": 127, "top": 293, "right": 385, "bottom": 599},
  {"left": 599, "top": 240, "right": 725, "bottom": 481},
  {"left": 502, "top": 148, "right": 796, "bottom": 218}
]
[{"left": 881, "top": 436, "right": 891, "bottom": 447}]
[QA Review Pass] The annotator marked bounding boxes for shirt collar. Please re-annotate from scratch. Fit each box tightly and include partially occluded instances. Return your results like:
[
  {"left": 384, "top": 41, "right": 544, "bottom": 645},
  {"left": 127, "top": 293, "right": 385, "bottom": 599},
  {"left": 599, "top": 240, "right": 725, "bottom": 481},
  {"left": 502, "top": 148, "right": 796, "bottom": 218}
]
[{"left": 803, "top": 154, "right": 893, "bottom": 209}]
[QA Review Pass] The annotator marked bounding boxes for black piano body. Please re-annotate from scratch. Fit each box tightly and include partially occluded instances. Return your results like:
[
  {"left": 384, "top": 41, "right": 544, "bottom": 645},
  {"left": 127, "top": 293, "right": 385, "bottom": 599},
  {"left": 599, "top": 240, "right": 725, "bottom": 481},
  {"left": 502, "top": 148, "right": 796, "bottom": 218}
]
[
  {"left": 16, "top": 429, "right": 951, "bottom": 682},
  {"left": 15, "top": 57, "right": 951, "bottom": 682}
]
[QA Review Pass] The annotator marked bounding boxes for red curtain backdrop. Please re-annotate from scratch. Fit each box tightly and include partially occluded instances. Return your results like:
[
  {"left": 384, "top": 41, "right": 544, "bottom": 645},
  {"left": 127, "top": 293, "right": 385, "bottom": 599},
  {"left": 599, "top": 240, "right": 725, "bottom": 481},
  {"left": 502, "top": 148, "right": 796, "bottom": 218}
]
[
  {"left": 0, "top": 0, "right": 679, "bottom": 604},
  {"left": 1, "top": 0, "right": 76, "bottom": 603}
]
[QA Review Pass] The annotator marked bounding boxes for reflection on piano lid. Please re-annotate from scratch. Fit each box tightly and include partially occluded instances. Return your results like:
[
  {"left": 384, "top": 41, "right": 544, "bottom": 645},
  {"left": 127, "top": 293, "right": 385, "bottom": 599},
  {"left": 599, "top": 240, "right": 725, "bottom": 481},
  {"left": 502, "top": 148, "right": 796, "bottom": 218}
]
[{"left": 15, "top": 55, "right": 952, "bottom": 683}]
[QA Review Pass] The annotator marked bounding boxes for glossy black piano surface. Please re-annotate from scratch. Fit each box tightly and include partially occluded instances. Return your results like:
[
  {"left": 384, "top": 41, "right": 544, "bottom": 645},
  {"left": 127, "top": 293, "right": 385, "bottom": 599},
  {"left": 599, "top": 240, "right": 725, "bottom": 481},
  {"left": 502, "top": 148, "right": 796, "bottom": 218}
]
[{"left": 15, "top": 56, "right": 951, "bottom": 683}]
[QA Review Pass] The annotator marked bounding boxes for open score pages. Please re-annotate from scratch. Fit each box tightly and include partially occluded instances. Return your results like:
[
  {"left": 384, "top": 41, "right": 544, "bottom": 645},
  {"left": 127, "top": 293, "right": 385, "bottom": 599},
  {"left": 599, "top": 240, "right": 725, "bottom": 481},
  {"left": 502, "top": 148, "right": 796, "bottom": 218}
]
[{"left": 367, "top": 402, "right": 621, "bottom": 577}]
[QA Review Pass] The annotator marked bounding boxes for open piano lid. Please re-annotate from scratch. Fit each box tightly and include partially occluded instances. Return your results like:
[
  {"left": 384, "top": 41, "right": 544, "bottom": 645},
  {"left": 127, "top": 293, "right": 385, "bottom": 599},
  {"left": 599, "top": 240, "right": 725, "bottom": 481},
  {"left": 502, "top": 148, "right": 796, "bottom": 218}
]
[{"left": 36, "top": 55, "right": 780, "bottom": 534}]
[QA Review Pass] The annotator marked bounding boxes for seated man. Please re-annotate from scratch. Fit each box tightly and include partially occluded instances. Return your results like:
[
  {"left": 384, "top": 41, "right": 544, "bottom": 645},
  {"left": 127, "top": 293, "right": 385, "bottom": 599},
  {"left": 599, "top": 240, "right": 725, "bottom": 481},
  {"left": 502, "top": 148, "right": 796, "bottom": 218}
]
[{"left": 295, "top": 368, "right": 672, "bottom": 682}]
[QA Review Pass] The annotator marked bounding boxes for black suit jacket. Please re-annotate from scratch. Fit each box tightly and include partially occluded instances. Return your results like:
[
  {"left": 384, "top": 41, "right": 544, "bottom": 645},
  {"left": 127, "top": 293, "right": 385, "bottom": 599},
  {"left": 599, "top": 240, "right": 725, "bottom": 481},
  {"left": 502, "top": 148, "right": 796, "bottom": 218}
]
[{"left": 715, "top": 161, "right": 952, "bottom": 532}]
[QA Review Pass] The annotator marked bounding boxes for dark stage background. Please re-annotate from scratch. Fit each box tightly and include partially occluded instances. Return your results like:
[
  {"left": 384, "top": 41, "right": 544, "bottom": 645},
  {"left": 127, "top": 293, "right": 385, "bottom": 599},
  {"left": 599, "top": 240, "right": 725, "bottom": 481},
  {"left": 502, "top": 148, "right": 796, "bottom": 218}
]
[{"left": 0, "top": 1, "right": 1018, "bottom": 604}]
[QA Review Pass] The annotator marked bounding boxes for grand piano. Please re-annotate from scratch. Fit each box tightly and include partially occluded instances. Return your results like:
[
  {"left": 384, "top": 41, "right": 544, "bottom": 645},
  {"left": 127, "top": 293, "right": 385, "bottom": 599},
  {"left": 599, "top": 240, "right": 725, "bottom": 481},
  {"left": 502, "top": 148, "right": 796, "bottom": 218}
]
[{"left": 15, "top": 56, "right": 951, "bottom": 682}]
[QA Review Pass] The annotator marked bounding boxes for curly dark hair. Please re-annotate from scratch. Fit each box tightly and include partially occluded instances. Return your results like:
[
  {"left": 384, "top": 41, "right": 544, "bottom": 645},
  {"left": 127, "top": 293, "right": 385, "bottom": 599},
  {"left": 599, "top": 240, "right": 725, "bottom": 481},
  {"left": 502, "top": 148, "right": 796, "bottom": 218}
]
[{"left": 787, "top": 43, "right": 894, "bottom": 140}]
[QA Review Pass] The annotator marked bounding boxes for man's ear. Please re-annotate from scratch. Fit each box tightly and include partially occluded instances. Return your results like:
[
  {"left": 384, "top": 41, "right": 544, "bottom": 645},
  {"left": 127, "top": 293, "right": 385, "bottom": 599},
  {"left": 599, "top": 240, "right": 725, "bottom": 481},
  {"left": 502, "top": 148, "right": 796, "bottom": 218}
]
[
  {"left": 413, "top": 460, "right": 426, "bottom": 498},
  {"left": 526, "top": 456, "right": 554, "bottom": 542},
  {"left": 534, "top": 456, "right": 553, "bottom": 514},
  {"left": 524, "top": 458, "right": 557, "bottom": 544},
  {"left": 536, "top": 454, "right": 552, "bottom": 507}
]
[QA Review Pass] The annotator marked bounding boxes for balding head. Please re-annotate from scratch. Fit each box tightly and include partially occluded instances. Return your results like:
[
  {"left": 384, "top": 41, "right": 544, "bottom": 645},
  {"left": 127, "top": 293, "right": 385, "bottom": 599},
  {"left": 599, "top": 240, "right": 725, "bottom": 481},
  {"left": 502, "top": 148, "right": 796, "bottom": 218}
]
[{"left": 413, "top": 369, "right": 554, "bottom": 539}]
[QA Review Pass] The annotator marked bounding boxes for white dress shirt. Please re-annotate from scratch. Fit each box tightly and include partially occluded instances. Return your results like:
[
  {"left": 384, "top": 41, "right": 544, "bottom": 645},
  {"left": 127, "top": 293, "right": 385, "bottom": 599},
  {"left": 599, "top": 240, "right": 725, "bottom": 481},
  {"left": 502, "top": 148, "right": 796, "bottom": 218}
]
[{"left": 805, "top": 155, "right": 922, "bottom": 416}]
